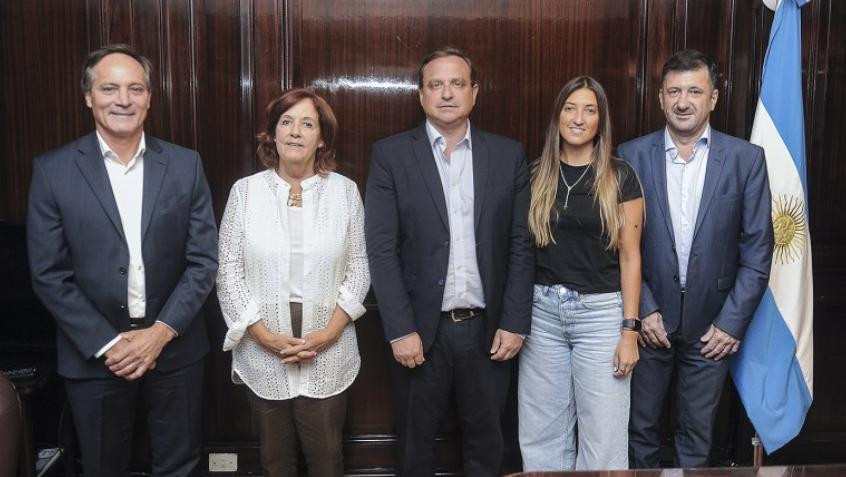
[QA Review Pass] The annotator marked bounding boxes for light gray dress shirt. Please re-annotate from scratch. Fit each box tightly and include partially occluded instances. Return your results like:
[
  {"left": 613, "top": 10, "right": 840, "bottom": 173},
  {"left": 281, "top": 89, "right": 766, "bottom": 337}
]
[
  {"left": 664, "top": 125, "right": 711, "bottom": 288},
  {"left": 425, "top": 120, "right": 486, "bottom": 311}
]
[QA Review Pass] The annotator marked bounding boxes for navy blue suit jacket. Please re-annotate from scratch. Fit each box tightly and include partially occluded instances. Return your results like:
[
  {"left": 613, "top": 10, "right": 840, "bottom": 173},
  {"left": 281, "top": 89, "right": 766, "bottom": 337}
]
[
  {"left": 27, "top": 132, "right": 218, "bottom": 378},
  {"left": 365, "top": 123, "right": 534, "bottom": 351},
  {"left": 618, "top": 129, "right": 773, "bottom": 342}
]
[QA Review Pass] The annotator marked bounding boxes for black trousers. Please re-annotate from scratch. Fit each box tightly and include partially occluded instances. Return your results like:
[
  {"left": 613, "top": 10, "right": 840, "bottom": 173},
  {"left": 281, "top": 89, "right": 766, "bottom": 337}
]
[
  {"left": 64, "top": 358, "right": 204, "bottom": 477},
  {"left": 391, "top": 314, "right": 511, "bottom": 477},
  {"left": 628, "top": 337, "right": 730, "bottom": 468}
]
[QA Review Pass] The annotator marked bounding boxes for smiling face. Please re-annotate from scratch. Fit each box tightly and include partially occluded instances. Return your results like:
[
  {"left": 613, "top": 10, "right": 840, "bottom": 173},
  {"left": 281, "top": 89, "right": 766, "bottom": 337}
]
[
  {"left": 84, "top": 53, "right": 151, "bottom": 144},
  {"left": 558, "top": 87, "right": 600, "bottom": 149},
  {"left": 659, "top": 66, "right": 718, "bottom": 140},
  {"left": 419, "top": 55, "right": 479, "bottom": 131},
  {"left": 274, "top": 98, "right": 323, "bottom": 168}
]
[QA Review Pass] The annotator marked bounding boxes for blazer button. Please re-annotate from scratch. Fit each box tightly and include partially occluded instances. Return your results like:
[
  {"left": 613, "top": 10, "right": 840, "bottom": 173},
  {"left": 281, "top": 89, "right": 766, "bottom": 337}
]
[
  {"left": 673, "top": 275, "right": 679, "bottom": 282},
  {"left": 443, "top": 240, "right": 449, "bottom": 247},
  {"left": 119, "top": 267, "right": 127, "bottom": 275},
  {"left": 437, "top": 279, "right": 445, "bottom": 286},
  {"left": 120, "top": 304, "right": 126, "bottom": 310}
]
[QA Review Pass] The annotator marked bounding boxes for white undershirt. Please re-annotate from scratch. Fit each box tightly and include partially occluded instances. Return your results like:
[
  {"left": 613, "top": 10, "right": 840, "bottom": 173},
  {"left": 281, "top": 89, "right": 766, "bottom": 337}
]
[{"left": 287, "top": 205, "right": 304, "bottom": 302}]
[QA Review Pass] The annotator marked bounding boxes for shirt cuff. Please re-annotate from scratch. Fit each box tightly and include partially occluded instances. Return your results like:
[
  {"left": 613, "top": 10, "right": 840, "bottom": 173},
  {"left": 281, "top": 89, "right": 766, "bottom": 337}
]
[
  {"left": 390, "top": 332, "right": 416, "bottom": 344},
  {"left": 95, "top": 335, "right": 122, "bottom": 358},
  {"left": 222, "top": 301, "right": 262, "bottom": 351},
  {"left": 156, "top": 320, "right": 179, "bottom": 337}
]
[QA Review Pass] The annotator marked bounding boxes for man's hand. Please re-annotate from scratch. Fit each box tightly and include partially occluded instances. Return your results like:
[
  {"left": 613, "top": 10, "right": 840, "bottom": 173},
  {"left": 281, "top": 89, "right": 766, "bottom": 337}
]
[
  {"left": 490, "top": 329, "right": 523, "bottom": 361},
  {"left": 391, "top": 332, "right": 425, "bottom": 368},
  {"left": 104, "top": 322, "right": 175, "bottom": 381},
  {"left": 700, "top": 324, "right": 740, "bottom": 360},
  {"left": 639, "top": 312, "right": 671, "bottom": 349}
]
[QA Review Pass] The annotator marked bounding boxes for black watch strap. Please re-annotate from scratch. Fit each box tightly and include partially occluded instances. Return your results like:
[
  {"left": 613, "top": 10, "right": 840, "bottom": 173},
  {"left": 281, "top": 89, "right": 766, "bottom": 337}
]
[{"left": 622, "top": 319, "right": 642, "bottom": 332}]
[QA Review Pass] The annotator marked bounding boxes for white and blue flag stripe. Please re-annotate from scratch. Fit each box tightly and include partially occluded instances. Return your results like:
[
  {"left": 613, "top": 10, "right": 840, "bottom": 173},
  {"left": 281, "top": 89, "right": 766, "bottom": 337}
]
[{"left": 731, "top": 0, "right": 814, "bottom": 454}]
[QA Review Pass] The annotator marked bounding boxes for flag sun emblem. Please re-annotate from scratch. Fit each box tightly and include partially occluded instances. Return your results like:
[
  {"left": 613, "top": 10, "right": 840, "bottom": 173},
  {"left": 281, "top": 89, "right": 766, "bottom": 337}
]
[{"left": 771, "top": 194, "right": 807, "bottom": 265}]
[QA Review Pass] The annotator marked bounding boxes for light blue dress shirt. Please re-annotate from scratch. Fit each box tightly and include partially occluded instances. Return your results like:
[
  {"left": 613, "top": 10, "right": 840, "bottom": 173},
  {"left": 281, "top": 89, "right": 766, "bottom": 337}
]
[
  {"left": 425, "top": 120, "right": 486, "bottom": 311},
  {"left": 664, "top": 125, "right": 711, "bottom": 288}
]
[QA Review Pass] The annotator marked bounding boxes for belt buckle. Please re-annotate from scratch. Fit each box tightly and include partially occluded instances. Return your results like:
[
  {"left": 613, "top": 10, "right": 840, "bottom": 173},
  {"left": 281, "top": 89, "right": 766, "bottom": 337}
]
[{"left": 449, "top": 309, "right": 475, "bottom": 322}]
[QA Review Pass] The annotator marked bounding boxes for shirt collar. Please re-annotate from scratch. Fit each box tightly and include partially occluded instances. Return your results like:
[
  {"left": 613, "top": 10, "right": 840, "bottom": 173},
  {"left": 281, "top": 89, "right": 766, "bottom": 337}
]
[
  {"left": 425, "top": 119, "right": 473, "bottom": 151},
  {"left": 271, "top": 169, "right": 322, "bottom": 190},
  {"left": 96, "top": 131, "right": 146, "bottom": 168},
  {"left": 664, "top": 124, "right": 711, "bottom": 153}
]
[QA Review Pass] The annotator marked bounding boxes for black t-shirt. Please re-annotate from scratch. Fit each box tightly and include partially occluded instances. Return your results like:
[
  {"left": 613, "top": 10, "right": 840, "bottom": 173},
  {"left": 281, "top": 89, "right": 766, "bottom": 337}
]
[{"left": 535, "top": 159, "right": 642, "bottom": 293}]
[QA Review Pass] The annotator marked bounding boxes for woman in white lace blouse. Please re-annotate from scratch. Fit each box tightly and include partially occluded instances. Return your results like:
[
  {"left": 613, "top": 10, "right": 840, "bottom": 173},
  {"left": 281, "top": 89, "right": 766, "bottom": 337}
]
[{"left": 217, "top": 88, "right": 370, "bottom": 477}]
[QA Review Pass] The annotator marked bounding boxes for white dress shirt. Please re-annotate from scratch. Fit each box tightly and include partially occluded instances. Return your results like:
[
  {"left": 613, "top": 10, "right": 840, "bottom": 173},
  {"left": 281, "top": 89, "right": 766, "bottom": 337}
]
[
  {"left": 218, "top": 170, "right": 370, "bottom": 399},
  {"left": 94, "top": 132, "right": 146, "bottom": 357},
  {"left": 425, "top": 120, "right": 485, "bottom": 311},
  {"left": 665, "top": 125, "right": 711, "bottom": 287}
]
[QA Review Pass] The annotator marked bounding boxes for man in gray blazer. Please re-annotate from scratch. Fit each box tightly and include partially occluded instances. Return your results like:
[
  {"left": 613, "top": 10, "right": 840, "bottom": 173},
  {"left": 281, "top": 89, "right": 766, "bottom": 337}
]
[
  {"left": 365, "top": 47, "right": 534, "bottom": 476},
  {"left": 618, "top": 49, "right": 773, "bottom": 468},
  {"left": 27, "top": 44, "right": 218, "bottom": 477}
]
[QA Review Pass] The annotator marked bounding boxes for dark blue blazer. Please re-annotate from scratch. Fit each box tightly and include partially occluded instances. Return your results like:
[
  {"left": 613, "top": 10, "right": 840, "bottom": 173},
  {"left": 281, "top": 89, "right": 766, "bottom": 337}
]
[
  {"left": 618, "top": 129, "right": 773, "bottom": 342},
  {"left": 365, "top": 123, "right": 534, "bottom": 351},
  {"left": 27, "top": 132, "right": 218, "bottom": 378}
]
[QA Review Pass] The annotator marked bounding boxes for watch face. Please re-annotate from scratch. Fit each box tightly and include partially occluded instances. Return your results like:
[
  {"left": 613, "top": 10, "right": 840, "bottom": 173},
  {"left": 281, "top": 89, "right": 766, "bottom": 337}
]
[{"left": 622, "top": 319, "right": 642, "bottom": 332}]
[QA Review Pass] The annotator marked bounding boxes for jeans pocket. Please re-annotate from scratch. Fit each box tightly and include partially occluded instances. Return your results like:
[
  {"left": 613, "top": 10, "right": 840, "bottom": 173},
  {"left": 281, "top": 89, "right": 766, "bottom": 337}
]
[{"left": 580, "top": 291, "right": 622, "bottom": 310}]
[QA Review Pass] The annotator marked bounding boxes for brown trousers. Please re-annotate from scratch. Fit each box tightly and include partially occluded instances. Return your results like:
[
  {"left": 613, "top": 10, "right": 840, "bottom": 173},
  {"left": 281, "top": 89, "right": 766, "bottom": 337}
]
[{"left": 249, "top": 303, "right": 348, "bottom": 477}]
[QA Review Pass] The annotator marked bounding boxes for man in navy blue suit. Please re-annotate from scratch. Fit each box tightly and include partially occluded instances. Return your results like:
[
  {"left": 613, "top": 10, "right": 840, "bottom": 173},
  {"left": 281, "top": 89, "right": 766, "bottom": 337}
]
[
  {"left": 27, "top": 44, "right": 218, "bottom": 476},
  {"left": 618, "top": 49, "right": 773, "bottom": 468},
  {"left": 365, "top": 47, "right": 534, "bottom": 476}
]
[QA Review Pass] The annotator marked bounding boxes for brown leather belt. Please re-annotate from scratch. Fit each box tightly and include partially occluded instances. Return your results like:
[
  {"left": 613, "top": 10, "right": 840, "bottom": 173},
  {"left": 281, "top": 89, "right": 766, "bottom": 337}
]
[{"left": 441, "top": 308, "right": 484, "bottom": 322}]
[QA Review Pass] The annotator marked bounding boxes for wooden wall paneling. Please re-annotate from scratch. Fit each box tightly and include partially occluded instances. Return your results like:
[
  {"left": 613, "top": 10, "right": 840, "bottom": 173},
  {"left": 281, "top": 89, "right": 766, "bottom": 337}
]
[
  {"left": 159, "top": 0, "right": 201, "bottom": 149},
  {"left": 197, "top": 0, "right": 255, "bottom": 447},
  {"left": 100, "top": 0, "right": 134, "bottom": 45},
  {"left": 0, "top": 0, "right": 93, "bottom": 221},
  {"left": 723, "top": 0, "right": 764, "bottom": 139},
  {"left": 252, "top": 0, "right": 285, "bottom": 138},
  {"left": 639, "top": 0, "right": 676, "bottom": 139}
]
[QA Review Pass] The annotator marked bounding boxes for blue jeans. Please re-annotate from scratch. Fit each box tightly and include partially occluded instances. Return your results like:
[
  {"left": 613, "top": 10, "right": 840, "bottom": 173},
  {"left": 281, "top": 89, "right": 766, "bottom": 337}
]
[{"left": 518, "top": 284, "right": 630, "bottom": 470}]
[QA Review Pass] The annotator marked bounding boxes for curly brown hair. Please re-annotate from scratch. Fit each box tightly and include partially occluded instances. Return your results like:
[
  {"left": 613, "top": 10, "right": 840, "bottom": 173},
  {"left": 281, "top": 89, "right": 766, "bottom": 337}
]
[{"left": 256, "top": 88, "right": 338, "bottom": 173}]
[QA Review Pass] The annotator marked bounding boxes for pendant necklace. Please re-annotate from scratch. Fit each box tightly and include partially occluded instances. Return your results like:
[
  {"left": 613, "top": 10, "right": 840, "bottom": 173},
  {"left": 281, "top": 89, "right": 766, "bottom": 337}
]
[{"left": 558, "top": 162, "right": 591, "bottom": 210}]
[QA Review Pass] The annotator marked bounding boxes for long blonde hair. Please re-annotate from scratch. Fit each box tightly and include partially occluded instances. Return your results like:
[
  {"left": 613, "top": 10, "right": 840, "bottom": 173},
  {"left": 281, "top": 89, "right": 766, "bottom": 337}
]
[{"left": 529, "top": 76, "right": 624, "bottom": 250}]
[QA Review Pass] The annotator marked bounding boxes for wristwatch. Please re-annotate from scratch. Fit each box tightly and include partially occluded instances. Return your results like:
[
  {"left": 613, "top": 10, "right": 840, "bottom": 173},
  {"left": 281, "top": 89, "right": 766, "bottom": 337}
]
[{"left": 622, "top": 318, "right": 642, "bottom": 332}]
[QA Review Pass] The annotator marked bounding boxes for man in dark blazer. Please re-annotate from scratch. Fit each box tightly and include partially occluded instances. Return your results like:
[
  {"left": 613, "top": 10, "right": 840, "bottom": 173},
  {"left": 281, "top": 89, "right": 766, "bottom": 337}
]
[
  {"left": 365, "top": 47, "right": 534, "bottom": 476},
  {"left": 27, "top": 44, "right": 218, "bottom": 477},
  {"left": 618, "top": 49, "right": 773, "bottom": 468}
]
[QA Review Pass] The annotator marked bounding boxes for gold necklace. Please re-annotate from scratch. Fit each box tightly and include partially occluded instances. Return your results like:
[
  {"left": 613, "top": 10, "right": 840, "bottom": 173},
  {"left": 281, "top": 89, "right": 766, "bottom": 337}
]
[{"left": 287, "top": 192, "right": 302, "bottom": 207}]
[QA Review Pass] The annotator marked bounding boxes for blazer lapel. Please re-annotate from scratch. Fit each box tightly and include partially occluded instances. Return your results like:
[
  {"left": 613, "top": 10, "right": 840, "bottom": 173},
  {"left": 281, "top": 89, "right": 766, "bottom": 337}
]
[
  {"left": 692, "top": 134, "right": 726, "bottom": 240},
  {"left": 411, "top": 124, "right": 449, "bottom": 231},
  {"left": 649, "top": 137, "right": 676, "bottom": 244},
  {"left": 141, "top": 137, "right": 168, "bottom": 242},
  {"left": 74, "top": 133, "right": 126, "bottom": 243},
  {"left": 471, "top": 126, "right": 489, "bottom": 232}
]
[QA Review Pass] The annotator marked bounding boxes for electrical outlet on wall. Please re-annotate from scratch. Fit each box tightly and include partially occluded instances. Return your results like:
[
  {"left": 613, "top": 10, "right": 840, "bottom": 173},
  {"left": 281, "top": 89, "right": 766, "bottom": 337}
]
[{"left": 208, "top": 452, "right": 238, "bottom": 472}]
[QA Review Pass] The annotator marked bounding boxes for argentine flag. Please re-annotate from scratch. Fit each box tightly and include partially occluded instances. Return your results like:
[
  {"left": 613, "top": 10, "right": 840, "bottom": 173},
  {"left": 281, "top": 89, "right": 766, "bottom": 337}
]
[{"left": 730, "top": 0, "right": 813, "bottom": 453}]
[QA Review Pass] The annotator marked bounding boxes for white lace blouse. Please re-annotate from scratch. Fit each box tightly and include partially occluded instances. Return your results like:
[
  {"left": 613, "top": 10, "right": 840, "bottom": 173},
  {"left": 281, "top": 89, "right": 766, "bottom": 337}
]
[{"left": 217, "top": 170, "right": 370, "bottom": 399}]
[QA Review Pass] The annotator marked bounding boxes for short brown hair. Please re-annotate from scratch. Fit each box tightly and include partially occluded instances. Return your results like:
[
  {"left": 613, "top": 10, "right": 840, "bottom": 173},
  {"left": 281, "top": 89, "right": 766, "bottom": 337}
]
[
  {"left": 81, "top": 44, "right": 153, "bottom": 93},
  {"left": 417, "top": 46, "right": 477, "bottom": 89},
  {"left": 257, "top": 88, "right": 338, "bottom": 173}
]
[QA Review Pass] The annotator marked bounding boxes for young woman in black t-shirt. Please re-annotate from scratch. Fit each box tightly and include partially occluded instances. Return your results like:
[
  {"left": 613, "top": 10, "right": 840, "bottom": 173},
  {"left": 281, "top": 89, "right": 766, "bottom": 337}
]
[{"left": 518, "top": 76, "right": 645, "bottom": 470}]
